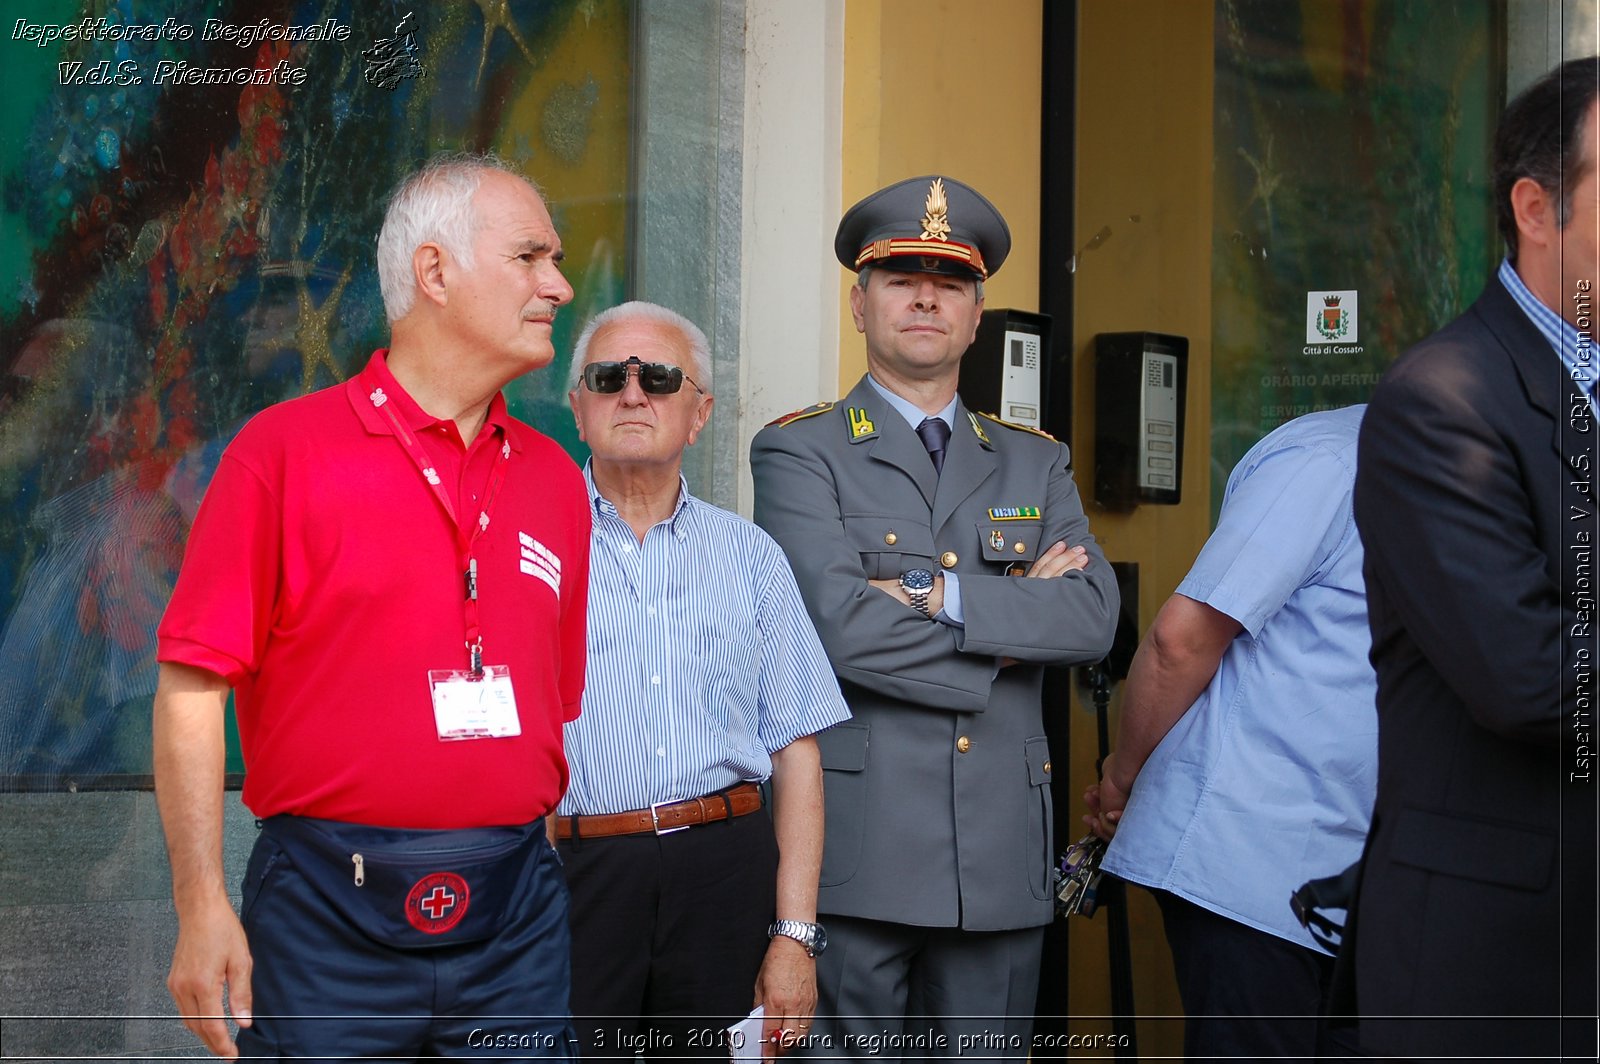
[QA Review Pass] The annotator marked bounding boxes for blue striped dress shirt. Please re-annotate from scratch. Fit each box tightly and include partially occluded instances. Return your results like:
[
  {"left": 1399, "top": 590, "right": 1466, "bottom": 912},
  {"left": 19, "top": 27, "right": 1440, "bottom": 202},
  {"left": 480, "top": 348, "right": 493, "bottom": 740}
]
[
  {"left": 1499, "top": 257, "right": 1596, "bottom": 402},
  {"left": 558, "top": 464, "right": 851, "bottom": 815}
]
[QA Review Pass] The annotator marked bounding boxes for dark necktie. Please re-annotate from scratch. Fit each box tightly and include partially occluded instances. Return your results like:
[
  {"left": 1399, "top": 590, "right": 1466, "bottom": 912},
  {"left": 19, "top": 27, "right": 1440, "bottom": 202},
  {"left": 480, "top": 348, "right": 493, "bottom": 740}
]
[{"left": 916, "top": 416, "right": 951, "bottom": 475}]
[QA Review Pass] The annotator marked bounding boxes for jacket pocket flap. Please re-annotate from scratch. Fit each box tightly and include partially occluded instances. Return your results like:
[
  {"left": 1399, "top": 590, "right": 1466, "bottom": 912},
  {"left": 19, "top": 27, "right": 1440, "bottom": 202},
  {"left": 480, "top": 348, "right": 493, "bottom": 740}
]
[
  {"left": 842, "top": 515, "right": 935, "bottom": 557},
  {"left": 817, "top": 722, "right": 870, "bottom": 773},
  {"left": 1390, "top": 807, "right": 1555, "bottom": 891},
  {"left": 980, "top": 521, "right": 1043, "bottom": 563}
]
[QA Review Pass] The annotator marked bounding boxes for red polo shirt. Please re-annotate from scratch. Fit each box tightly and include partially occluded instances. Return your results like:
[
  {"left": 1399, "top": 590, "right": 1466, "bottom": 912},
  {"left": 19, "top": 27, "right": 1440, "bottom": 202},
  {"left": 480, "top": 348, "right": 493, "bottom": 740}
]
[{"left": 157, "top": 351, "right": 590, "bottom": 828}]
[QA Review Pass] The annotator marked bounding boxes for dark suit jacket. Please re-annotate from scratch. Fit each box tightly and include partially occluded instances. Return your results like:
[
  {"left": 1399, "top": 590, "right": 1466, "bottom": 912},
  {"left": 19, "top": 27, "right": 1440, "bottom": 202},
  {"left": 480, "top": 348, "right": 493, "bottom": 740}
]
[
  {"left": 750, "top": 376, "right": 1118, "bottom": 931},
  {"left": 1339, "top": 274, "right": 1598, "bottom": 1058}
]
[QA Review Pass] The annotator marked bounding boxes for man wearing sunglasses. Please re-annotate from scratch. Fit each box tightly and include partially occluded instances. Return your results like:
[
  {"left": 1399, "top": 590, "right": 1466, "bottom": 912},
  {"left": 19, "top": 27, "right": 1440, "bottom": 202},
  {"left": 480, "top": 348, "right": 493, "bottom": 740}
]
[
  {"left": 559, "top": 301, "right": 849, "bottom": 1058},
  {"left": 750, "top": 177, "right": 1118, "bottom": 1055}
]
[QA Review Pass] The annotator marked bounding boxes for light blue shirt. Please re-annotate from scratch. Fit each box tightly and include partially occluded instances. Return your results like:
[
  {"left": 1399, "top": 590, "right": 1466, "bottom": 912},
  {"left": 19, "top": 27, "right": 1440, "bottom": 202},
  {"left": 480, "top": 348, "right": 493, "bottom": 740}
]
[
  {"left": 1499, "top": 257, "right": 1595, "bottom": 402},
  {"left": 1102, "top": 406, "right": 1377, "bottom": 951},
  {"left": 559, "top": 465, "right": 851, "bottom": 815},
  {"left": 865, "top": 374, "right": 966, "bottom": 624}
]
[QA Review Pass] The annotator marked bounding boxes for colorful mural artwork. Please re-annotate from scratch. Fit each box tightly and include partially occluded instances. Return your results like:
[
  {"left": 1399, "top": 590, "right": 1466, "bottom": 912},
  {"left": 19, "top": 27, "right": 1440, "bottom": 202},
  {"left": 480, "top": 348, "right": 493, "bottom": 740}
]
[
  {"left": 1210, "top": 0, "right": 1503, "bottom": 514},
  {"left": 0, "top": 0, "right": 632, "bottom": 782}
]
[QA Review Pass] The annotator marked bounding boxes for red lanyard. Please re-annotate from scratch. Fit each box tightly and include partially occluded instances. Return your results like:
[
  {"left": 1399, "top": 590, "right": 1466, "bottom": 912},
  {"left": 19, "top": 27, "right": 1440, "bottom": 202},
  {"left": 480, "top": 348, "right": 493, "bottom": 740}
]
[{"left": 368, "top": 384, "right": 510, "bottom": 675}]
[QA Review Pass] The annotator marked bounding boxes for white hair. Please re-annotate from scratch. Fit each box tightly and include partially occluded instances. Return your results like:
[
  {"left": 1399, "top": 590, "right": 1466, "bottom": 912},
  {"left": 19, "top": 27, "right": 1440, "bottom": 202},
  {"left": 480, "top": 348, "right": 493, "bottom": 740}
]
[
  {"left": 566, "top": 301, "right": 714, "bottom": 394},
  {"left": 375, "top": 153, "right": 531, "bottom": 323},
  {"left": 856, "top": 264, "right": 984, "bottom": 301}
]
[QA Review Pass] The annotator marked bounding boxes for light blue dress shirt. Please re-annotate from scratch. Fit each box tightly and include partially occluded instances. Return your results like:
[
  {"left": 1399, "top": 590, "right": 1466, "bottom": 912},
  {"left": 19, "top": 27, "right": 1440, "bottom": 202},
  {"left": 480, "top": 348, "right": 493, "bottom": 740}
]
[
  {"left": 558, "top": 464, "right": 851, "bottom": 815},
  {"left": 1102, "top": 405, "right": 1377, "bottom": 951}
]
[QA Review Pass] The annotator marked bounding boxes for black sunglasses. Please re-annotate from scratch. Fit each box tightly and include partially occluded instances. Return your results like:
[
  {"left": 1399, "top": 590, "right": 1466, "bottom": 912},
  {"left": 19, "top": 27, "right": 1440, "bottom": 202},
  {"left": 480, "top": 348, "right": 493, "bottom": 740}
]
[{"left": 581, "top": 356, "right": 704, "bottom": 396}]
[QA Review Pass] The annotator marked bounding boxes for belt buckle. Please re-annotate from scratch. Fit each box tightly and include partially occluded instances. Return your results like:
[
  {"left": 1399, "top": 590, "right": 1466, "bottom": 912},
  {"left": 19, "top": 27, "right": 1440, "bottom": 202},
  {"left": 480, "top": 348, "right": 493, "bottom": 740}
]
[{"left": 650, "top": 799, "right": 689, "bottom": 836}]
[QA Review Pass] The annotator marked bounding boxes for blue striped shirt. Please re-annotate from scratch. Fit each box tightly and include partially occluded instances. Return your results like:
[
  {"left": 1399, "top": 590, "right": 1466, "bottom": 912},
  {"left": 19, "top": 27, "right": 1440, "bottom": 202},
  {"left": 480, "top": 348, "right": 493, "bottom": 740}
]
[
  {"left": 558, "top": 464, "right": 851, "bottom": 815},
  {"left": 1500, "top": 257, "right": 1595, "bottom": 401}
]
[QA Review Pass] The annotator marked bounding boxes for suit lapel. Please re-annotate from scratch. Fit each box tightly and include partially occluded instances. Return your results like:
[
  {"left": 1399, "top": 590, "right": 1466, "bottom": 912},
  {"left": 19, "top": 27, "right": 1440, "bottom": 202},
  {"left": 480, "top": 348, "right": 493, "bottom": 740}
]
[
  {"left": 932, "top": 406, "right": 998, "bottom": 533},
  {"left": 847, "top": 377, "right": 939, "bottom": 508},
  {"left": 1477, "top": 275, "right": 1590, "bottom": 477}
]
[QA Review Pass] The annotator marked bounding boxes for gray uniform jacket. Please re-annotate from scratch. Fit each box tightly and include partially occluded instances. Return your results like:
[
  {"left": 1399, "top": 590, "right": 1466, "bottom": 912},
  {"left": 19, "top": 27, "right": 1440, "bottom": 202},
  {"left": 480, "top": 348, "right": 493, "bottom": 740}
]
[{"left": 750, "top": 375, "right": 1118, "bottom": 931}]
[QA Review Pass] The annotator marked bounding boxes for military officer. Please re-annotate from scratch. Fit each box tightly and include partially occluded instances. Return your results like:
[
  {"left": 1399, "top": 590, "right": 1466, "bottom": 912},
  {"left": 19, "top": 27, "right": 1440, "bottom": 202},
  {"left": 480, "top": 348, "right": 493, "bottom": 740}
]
[{"left": 750, "top": 176, "right": 1118, "bottom": 1057}]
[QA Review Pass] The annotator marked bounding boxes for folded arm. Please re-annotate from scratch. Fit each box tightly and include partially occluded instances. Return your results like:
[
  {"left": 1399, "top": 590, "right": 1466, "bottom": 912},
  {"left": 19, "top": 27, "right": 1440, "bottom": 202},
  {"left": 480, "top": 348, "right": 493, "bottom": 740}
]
[{"left": 752, "top": 432, "right": 1117, "bottom": 710}]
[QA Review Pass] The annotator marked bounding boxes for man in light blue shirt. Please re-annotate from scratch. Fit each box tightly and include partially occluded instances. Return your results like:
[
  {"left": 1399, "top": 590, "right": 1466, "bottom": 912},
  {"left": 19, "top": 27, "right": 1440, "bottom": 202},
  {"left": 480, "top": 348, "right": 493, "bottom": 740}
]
[
  {"left": 558, "top": 301, "right": 850, "bottom": 1058},
  {"left": 1084, "top": 405, "right": 1375, "bottom": 1062}
]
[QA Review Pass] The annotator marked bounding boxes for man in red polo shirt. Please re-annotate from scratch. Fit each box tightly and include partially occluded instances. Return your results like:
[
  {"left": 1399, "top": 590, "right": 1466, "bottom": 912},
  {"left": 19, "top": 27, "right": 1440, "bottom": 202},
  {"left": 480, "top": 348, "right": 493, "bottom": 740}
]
[{"left": 153, "top": 154, "right": 589, "bottom": 1059}]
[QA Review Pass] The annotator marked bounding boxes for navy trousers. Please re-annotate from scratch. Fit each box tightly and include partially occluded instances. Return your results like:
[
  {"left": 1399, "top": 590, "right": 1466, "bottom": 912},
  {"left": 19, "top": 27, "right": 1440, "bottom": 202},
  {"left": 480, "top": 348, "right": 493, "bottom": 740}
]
[
  {"left": 1154, "top": 889, "right": 1334, "bottom": 1064},
  {"left": 236, "top": 818, "right": 576, "bottom": 1061}
]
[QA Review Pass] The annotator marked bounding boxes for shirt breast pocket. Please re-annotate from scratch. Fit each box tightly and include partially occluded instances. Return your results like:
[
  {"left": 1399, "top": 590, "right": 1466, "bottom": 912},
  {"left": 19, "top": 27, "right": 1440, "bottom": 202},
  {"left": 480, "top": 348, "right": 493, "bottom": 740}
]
[
  {"left": 842, "top": 515, "right": 935, "bottom": 580},
  {"left": 977, "top": 519, "right": 1044, "bottom": 572},
  {"left": 692, "top": 633, "right": 764, "bottom": 760}
]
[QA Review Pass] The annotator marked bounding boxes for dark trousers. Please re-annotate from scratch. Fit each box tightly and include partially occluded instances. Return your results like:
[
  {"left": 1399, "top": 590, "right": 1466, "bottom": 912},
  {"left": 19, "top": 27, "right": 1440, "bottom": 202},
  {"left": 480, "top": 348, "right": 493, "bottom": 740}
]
[
  {"left": 558, "top": 808, "right": 779, "bottom": 1060},
  {"left": 237, "top": 823, "right": 575, "bottom": 1060},
  {"left": 1155, "top": 890, "right": 1334, "bottom": 1063}
]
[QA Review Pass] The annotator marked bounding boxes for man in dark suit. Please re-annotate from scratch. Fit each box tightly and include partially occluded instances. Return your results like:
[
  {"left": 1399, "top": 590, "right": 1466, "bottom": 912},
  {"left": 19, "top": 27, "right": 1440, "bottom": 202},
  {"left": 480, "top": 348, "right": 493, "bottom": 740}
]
[
  {"left": 1340, "top": 57, "right": 1599, "bottom": 1058},
  {"left": 750, "top": 176, "right": 1118, "bottom": 1056}
]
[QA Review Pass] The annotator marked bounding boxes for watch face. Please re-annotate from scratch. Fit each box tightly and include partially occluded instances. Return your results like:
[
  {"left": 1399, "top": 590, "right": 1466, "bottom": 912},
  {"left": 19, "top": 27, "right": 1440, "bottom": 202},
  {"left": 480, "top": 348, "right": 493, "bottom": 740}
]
[
  {"left": 812, "top": 924, "right": 828, "bottom": 955},
  {"left": 902, "top": 568, "right": 935, "bottom": 592}
]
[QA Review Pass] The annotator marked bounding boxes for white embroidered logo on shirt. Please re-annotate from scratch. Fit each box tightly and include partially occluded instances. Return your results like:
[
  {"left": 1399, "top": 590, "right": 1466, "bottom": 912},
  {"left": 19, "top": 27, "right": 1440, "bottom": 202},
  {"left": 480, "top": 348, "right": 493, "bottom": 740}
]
[
  {"left": 479, "top": 511, "right": 490, "bottom": 532},
  {"left": 370, "top": 388, "right": 387, "bottom": 407},
  {"left": 518, "top": 531, "right": 561, "bottom": 597},
  {"left": 502, "top": 440, "right": 511, "bottom": 460},
  {"left": 423, "top": 467, "right": 441, "bottom": 486}
]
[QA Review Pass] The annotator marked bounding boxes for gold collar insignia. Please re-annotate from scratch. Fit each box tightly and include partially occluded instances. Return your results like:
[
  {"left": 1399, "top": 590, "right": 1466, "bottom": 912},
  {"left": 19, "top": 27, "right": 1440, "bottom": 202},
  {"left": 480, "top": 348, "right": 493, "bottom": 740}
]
[{"left": 967, "top": 411, "right": 992, "bottom": 447}]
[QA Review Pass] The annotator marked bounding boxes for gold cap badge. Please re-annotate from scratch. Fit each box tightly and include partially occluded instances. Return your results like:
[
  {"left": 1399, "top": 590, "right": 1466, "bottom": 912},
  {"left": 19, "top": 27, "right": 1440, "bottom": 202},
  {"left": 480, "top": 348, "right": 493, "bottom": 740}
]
[{"left": 920, "top": 178, "right": 952, "bottom": 242}]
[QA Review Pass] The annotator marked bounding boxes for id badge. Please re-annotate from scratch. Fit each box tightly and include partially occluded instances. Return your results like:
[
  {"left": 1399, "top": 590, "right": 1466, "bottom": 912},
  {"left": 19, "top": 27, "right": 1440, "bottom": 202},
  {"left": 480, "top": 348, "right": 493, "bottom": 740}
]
[{"left": 427, "top": 665, "right": 521, "bottom": 741}]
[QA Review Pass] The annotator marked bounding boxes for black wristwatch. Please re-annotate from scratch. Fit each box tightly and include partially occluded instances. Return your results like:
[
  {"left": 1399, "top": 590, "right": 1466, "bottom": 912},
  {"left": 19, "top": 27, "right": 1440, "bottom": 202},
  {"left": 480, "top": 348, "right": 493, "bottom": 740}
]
[
  {"left": 769, "top": 919, "right": 828, "bottom": 957},
  {"left": 900, "top": 568, "right": 935, "bottom": 617}
]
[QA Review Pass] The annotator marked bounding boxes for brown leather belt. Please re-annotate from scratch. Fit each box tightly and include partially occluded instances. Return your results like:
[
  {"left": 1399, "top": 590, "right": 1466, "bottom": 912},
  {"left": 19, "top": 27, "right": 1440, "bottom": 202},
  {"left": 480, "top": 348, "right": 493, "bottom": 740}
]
[{"left": 555, "top": 782, "right": 763, "bottom": 840}]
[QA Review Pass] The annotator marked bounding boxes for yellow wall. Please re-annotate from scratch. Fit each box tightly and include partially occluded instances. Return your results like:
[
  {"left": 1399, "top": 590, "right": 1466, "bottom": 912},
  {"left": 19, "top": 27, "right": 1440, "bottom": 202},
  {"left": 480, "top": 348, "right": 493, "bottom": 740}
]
[
  {"left": 1067, "top": 1, "right": 1215, "bottom": 1052},
  {"left": 838, "top": 0, "right": 1043, "bottom": 381},
  {"left": 839, "top": 0, "right": 1218, "bottom": 1054}
]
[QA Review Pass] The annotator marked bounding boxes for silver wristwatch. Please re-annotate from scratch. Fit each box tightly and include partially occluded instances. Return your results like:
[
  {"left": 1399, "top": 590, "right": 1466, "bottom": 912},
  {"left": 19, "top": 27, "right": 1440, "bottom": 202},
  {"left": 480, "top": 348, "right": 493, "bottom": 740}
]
[
  {"left": 900, "top": 568, "right": 935, "bottom": 617},
  {"left": 768, "top": 919, "right": 828, "bottom": 957}
]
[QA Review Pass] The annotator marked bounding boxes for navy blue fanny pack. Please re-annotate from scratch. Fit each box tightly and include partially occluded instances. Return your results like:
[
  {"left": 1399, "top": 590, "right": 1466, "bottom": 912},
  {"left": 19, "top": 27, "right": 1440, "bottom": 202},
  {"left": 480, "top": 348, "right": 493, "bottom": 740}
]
[{"left": 258, "top": 815, "right": 546, "bottom": 949}]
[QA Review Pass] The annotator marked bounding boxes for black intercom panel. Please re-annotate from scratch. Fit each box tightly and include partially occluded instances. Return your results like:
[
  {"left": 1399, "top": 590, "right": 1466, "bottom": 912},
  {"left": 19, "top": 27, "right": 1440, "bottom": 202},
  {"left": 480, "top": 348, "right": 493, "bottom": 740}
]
[{"left": 1094, "top": 331, "right": 1187, "bottom": 510}]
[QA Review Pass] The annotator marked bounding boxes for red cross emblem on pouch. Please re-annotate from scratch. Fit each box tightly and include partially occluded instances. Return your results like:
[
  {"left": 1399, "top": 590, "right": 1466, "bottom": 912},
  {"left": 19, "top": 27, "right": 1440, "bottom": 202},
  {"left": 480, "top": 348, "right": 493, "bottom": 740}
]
[{"left": 405, "top": 872, "right": 470, "bottom": 934}]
